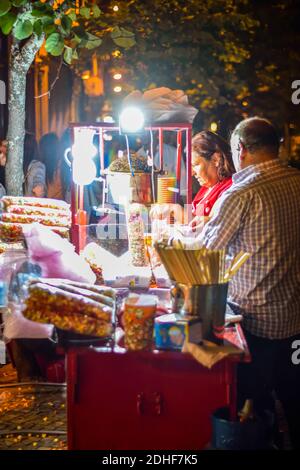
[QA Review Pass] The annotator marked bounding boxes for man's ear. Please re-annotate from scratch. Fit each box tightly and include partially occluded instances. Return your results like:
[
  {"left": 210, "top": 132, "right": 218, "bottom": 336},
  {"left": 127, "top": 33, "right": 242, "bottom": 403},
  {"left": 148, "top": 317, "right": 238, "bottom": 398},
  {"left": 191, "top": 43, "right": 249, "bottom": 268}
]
[{"left": 239, "top": 141, "right": 247, "bottom": 161}]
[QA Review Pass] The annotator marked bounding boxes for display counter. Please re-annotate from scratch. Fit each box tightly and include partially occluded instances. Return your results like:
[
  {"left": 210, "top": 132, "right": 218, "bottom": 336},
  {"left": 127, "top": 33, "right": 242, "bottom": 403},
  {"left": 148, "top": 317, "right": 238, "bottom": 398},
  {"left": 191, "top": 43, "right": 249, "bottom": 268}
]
[{"left": 66, "top": 324, "right": 250, "bottom": 450}]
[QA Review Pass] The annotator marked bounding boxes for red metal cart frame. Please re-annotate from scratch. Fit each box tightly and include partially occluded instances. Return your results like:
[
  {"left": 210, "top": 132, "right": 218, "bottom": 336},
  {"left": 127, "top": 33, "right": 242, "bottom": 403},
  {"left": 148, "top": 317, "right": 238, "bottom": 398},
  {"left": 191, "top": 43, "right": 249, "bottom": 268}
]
[{"left": 69, "top": 122, "right": 193, "bottom": 252}]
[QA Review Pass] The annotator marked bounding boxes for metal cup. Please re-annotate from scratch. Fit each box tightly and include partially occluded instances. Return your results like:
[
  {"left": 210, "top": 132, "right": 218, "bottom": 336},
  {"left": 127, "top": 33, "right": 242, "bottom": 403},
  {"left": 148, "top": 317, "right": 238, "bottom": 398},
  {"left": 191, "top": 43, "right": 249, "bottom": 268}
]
[{"left": 177, "top": 283, "right": 229, "bottom": 341}]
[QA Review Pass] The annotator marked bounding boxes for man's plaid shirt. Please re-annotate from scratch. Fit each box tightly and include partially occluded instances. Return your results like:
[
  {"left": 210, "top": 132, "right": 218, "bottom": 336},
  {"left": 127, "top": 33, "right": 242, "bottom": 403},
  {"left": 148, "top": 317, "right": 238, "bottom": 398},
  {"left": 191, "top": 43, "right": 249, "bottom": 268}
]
[{"left": 200, "top": 159, "right": 300, "bottom": 339}]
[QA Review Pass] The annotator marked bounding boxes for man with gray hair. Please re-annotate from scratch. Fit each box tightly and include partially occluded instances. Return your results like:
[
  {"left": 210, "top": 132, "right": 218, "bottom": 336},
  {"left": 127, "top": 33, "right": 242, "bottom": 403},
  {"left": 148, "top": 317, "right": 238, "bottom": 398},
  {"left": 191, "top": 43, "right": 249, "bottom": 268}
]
[{"left": 199, "top": 117, "right": 300, "bottom": 448}]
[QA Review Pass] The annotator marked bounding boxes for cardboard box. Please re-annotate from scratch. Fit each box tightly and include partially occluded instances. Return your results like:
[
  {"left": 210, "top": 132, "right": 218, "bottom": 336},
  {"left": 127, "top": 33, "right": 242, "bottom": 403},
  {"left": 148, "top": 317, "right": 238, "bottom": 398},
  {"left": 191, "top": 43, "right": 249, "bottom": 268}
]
[{"left": 155, "top": 313, "right": 203, "bottom": 350}]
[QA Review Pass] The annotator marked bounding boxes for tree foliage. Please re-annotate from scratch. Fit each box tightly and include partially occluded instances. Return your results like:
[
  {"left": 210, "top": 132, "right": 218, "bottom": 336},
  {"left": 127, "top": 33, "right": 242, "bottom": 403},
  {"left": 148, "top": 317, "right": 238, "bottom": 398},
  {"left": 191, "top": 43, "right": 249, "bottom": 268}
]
[
  {"left": 0, "top": 0, "right": 135, "bottom": 61},
  {"left": 0, "top": 0, "right": 136, "bottom": 195},
  {"left": 102, "top": 0, "right": 259, "bottom": 130}
]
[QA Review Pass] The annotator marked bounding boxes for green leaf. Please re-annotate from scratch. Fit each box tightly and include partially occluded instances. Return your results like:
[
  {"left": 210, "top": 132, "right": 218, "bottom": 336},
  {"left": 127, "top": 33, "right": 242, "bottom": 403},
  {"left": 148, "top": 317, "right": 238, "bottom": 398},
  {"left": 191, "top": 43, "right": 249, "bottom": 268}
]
[
  {"left": 33, "top": 19, "right": 43, "bottom": 37},
  {"left": 31, "top": 9, "right": 52, "bottom": 18},
  {"left": 111, "top": 27, "right": 135, "bottom": 49},
  {"left": 0, "top": 11, "right": 16, "bottom": 35},
  {"left": 79, "top": 7, "right": 90, "bottom": 19},
  {"left": 45, "top": 32, "right": 65, "bottom": 56},
  {"left": 31, "top": 1, "right": 53, "bottom": 13},
  {"left": 92, "top": 5, "right": 101, "bottom": 18},
  {"left": 0, "top": 0, "right": 11, "bottom": 18},
  {"left": 85, "top": 32, "right": 102, "bottom": 50},
  {"left": 63, "top": 45, "right": 73, "bottom": 65},
  {"left": 14, "top": 19, "right": 33, "bottom": 40},
  {"left": 72, "top": 26, "right": 88, "bottom": 41},
  {"left": 67, "top": 10, "right": 77, "bottom": 22},
  {"left": 12, "top": 0, "right": 26, "bottom": 6},
  {"left": 72, "top": 49, "right": 79, "bottom": 60},
  {"left": 61, "top": 15, "right": 72, "bottom": 34},
  {"left": 44, "top": 24, "right": 56, "bottom": 36}
]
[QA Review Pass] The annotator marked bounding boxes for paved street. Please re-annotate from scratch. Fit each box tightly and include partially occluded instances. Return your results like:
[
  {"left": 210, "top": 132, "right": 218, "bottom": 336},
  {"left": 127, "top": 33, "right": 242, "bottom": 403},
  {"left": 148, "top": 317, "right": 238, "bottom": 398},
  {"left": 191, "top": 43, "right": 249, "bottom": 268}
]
[{"left": 0, "top": 364, "right": 67, "bottom": 450}]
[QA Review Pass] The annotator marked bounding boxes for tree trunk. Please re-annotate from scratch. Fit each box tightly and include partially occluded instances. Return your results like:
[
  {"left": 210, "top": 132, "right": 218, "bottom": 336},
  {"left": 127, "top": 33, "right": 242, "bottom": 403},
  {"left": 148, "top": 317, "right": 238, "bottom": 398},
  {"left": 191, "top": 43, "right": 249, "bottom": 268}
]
[
  {"left": 5, "top": 34, "right": 44, "bottom": 196},
  {"left": 5, "top": 62, "right": 27, "bottom": 195}
]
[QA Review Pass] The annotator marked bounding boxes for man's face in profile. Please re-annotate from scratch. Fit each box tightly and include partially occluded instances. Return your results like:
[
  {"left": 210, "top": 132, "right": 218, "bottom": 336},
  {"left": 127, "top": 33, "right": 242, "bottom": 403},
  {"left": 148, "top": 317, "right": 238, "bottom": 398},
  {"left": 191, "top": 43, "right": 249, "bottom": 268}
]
[{"left": 230, "top": 134, "right": 242, "bottom": 172}]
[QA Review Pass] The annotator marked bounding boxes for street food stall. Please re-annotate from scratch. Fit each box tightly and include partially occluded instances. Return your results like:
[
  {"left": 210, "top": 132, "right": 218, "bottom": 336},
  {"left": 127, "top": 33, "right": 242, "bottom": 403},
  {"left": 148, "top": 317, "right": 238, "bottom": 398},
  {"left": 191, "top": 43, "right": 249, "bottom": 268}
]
[
  {"left": 60, "top": 108, "right": 251, "bottom": 449},
  {"left": 0, "top": 92, "right": 252, "bottom": 449}
]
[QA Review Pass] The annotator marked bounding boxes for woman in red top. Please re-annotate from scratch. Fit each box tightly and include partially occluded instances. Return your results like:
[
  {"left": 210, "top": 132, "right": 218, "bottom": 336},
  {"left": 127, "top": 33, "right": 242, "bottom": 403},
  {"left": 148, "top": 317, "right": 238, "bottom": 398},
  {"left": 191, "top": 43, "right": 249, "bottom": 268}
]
[{"left": 190, "top": 131, "right": 235, "bottom": 229}]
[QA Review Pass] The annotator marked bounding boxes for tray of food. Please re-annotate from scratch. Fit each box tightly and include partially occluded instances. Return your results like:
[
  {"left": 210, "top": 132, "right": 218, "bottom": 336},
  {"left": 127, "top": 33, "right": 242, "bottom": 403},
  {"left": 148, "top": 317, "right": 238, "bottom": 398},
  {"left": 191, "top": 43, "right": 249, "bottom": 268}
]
[{"left": 22, "top": 278, "right": 117, "bottom": 343}]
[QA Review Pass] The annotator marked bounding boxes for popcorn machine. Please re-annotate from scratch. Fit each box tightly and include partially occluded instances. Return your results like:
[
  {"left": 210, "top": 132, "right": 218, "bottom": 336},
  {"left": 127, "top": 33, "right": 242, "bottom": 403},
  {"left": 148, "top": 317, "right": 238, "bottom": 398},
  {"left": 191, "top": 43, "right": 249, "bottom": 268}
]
[{"left": 68, "top": 121, "right": 193, "bottom": 253}]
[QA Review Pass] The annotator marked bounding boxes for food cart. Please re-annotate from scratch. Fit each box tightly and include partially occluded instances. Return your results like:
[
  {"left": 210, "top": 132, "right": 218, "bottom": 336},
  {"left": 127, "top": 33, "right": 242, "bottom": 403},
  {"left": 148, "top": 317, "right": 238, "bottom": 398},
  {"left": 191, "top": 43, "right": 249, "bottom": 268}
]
[
  {"left": 61, "top": 118, "right": 251, "bottom": 450},
  {"left": 0, "top": 111, "right": 251, "bottom": 450}
]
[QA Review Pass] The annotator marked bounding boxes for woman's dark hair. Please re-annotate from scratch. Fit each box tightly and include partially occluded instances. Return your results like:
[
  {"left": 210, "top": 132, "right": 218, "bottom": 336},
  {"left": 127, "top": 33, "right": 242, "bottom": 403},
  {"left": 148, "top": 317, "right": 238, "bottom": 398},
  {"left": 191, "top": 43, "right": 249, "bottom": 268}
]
[
  {"left": 231, "top": 117, "right": 280, "bottom": 154},
  {"left": 23, "top": 132, "right": 39, "bottom": 174},
  {"left": 59, "top": 128, "right": 72, "bottom": 195},
  {"left": 39, "top": 132, "right": 59, "bottom": 184},
  {"left": 192, "top": 130, "right": 235, "bottom": 180}
]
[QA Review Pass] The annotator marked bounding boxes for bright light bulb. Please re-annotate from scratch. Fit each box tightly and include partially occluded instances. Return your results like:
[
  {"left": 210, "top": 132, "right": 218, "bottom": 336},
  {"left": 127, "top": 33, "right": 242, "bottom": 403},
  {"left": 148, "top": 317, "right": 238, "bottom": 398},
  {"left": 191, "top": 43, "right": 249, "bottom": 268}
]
[
  {"left": 73, "top": 158, "right": 96, "bottom": 186},
  {"left": 210, "top": 122, "right": 218, "bottom": 132},
  {"left": 113, "top": 86, "right": 122, "bottom": 93},
  {"left": 119, "top": 107, "right": 145, "bottom": 133},
  {"left": 113, "top": 5, "right": 119, "bottom": 12},
  {"left": 72, "top": 128, "right": 97, "bottom": 160},
  {"left": 113, "top": 73, "right": 122, "bottom": 80}
]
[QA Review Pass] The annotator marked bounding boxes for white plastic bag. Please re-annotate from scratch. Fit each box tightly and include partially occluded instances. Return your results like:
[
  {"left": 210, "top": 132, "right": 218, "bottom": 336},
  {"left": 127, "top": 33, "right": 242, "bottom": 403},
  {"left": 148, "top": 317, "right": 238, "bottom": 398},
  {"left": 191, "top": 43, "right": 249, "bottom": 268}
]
[{"left": 23, "top": 223, "right": 96, "bottom": 283}]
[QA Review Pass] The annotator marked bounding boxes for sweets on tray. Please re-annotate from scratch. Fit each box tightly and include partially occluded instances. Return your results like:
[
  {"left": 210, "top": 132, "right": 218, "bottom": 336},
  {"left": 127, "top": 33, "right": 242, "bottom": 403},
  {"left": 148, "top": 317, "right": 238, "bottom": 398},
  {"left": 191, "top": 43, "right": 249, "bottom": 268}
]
[
  {"left": 1, "top": 212, "right": 70, "bottom": 228},
  {"left": 23, "top": 282, "right": 114, "bottom": 337},
  {"left": 25, "top": 282, "right": 112, "bottom": 321},
  {"left": 6, "top": 204, "right": 71, "bottom": 220},
  {"left": 24, "top": 308, "right": 112, "bottom": 337},
  {"left": 0, "top": 221, "right": 23, "bottom": 242},
  {"left": 0, "top": 222, "right": 69, "bottom": 242},
  {"left": 1, "top": 196, "right": 69, "bottom": 212}
]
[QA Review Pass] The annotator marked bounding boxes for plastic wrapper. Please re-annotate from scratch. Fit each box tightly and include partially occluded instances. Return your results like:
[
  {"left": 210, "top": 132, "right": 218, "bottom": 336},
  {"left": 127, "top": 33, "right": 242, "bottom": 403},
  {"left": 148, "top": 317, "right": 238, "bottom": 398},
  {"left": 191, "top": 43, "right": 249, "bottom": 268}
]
[
  {"left": 127, "top": 204, "right": 148, "bottom": 267},
  {"left": 30, "top": 277, "right": 115, "bottom": 307},
  {"left": 23, "top": 223, "right": 95, "bottom": 283},
  {"left": 3, "top": 303, "right": 54, "bottom": 340},
  {"left": 23, "top": 282, "right": 113, "bottom": 337},
  {"left": 123, "top": 87, "right": 198, "bottom": 124},
  {"left": 1, "top": 211, "right": 70, "bottom": 228},
  {"left": 1, "top": 196, "right": 70, "bottom": 212},
  {"left": 41, "top": 278, "right": 116, "bottom": 298}
]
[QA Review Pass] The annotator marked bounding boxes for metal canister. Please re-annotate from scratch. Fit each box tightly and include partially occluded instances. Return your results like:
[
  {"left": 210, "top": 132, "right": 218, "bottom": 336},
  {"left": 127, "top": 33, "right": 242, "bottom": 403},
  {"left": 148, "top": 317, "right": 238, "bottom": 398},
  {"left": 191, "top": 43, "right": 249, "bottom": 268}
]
[
  {"left": 106, "top": 172, "right": 154, "bottom": 205},
  {"left": 177, "top": 283, "right": 229, "bottom": 340}
]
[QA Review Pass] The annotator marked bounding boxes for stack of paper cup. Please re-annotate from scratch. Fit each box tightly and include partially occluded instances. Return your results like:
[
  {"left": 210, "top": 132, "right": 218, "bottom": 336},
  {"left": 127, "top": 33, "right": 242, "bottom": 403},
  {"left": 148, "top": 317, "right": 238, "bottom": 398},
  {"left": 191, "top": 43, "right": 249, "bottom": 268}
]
[{"left": 157, "top": 176, "right": 178, "bottom": 204}]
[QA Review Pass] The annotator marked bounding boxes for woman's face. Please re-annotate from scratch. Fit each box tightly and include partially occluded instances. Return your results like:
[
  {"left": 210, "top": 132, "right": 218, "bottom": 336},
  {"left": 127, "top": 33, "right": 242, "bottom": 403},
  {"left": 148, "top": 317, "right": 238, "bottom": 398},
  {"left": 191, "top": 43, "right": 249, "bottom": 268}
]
[
  {"left": 0, "top": 140, "right": 7, "bottom": 167},
  {"left": 192, "top": 151, "right": 219, "bottom": 187}
]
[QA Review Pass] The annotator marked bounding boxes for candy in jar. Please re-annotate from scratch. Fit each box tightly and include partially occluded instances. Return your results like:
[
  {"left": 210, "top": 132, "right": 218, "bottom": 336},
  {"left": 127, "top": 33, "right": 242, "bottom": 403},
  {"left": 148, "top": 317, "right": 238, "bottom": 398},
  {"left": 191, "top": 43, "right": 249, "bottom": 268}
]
[{"left": 127, "top": 204, "right": 148, "bottom": 267}]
